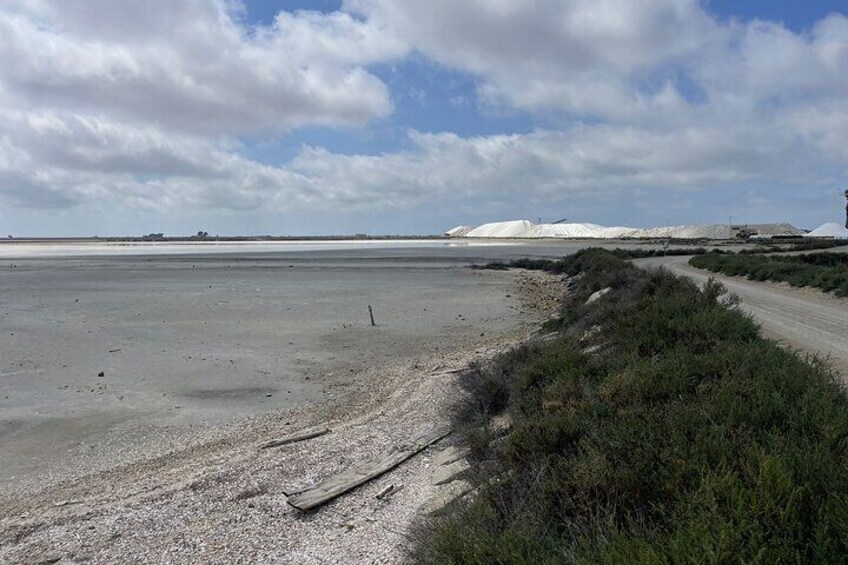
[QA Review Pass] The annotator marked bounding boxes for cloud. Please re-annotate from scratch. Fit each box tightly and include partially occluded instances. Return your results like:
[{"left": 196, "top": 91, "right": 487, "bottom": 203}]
[
  {"left": 345, "top": 0, "right": 722, "bottom": 120},
  {"left": 0, "top": 0, "right": 847, "bottom": 227},
  {"left": 0, "top": 0, "right": 404, "bottom": 137}
]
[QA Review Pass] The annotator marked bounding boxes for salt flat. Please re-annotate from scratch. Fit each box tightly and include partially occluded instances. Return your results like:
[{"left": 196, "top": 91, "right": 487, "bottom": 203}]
[{"left": 0, "top": 241, "right": 599, "bottom": 492}]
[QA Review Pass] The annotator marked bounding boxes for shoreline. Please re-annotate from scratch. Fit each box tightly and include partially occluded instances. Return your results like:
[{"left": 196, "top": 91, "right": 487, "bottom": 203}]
[{"left": 0, "top": 269, "right": 564, "bottom": 564}]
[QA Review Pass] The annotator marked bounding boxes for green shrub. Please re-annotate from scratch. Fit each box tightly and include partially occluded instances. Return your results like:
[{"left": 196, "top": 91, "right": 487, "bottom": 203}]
[
  {"left": 418, "top": 249, "right": 848, "bottom": 564},
  {"left": 690, "top": 252, "right": 848, "bottom": 297}
]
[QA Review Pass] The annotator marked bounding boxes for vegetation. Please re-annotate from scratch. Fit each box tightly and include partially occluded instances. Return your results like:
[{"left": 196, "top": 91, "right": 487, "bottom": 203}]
[
  {"left": 741, "top": 239, "right": 848, "bottom": 254},
  {"left": 474, "top": 248, "right": 721, "bottom": 272},
  {"left": 420, "top": 249, "right": 848, "bottom": 563},
  {"left": 690, "top": 252, "right": 848, "bottom": 298}
]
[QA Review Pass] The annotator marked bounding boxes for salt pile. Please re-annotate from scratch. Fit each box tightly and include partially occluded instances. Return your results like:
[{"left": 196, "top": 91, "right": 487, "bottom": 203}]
[
  {"left": 747, "top": 223, "right": 805, "bottom": 237},
  {"left": 625, "top": 224, "right": 733, "bottom": 239},
  {"left": 463, "top": 220, "right": 737, "bottom": 239},
  {"left": 465, "top": 220, "right": 537, "bottom": 238},
  {"left": 804, "top": 223, "right": 848, "bottom": 239},
  {"left": 524, "top": 223, "right": 633, "bottom": 239},
  {"left": 445, "top": 226, "right": 474, "bottom": 237}
]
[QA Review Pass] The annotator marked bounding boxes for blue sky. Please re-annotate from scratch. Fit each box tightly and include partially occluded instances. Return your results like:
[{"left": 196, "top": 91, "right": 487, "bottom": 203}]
[{"left": 0, "top": 1, "right": 847, "bottom": 236}]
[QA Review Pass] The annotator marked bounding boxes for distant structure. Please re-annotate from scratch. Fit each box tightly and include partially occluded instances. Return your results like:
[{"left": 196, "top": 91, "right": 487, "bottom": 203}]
[{"left": 845, "top": 189, "right": 848, "bottom": 229}]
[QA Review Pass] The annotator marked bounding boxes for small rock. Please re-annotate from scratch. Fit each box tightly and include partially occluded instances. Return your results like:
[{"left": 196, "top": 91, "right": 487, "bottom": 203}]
[
  {"left": 431, "top": 459, "right": 471, "bottom": 486},
  {"left": 433, "top": 446, "right": 469, "bottom": 467},
  {"left": 421, "top": 480, "right": 473, "bottom": 514},
  {"left": 586, "top": 287, "right": 611, "bottom": 305},
  {"left": 97, "top": 371, "right": 105, "bottom": 377},
  {"left": 490, "top": 413, "right": 513, "bottom": 434}
]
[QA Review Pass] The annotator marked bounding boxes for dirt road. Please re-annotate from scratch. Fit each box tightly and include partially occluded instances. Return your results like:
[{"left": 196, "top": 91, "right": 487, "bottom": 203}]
[{"left": 639, "top": 256, "right": 848, "bottom": 376}]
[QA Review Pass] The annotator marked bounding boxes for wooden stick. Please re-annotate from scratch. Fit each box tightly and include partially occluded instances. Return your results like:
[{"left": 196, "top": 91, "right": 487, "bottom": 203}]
[
  {"left": 287, "top": 426, "right": 450, "bottom": 511},
  {"left": 260, "top": 427, "right": 330, "bottom": 450},
  {"left": 376, "top": 484, "right": 404, "bottom": 500},
  {"left": 375, "top": 484, "right": 394, "bottom": 499},
  {"left": 53, "top": 499, "right": 83, "bottom": 507},
  {"left": 431, "top": 367, "right": 467, "bottom": 376},
  {"left": 368, "top": 305, "right": 375, "bottom": 326}
]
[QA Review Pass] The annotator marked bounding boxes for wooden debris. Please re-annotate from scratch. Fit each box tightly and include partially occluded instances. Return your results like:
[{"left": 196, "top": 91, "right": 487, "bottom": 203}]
[
  {"left": 281, "top": 484, "right": 315, "bottom": 497},
  {"left": 260, "top": 427, "right": 330, "bottom": 450},
  {"left": 53, "top": 499, "right": 83, "bottom": 507},
  {"left": 430, "top": 367, "right": 467, "bottom": 376},
  {"left": 375, "top": 484, "right": 404, "bottom": 500},
  {"left": 287, "top": 426, "right": 450, "bottom": 511}
]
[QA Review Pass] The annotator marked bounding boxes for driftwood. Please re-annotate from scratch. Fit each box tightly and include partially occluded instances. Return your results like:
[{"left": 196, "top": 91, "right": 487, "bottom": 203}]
[
  {"left": 53, "top": 499, "right": 83, "bottom": 507},
  {"left": 260, "top": 427, "right": 330, "bottom": 450},
  {"left": 281, "top": 484, "right": 315, "bottom": 497},
  {"left": 376, "top": 484, "right": 404, "bottom": 500},
  {"left": 287, "top": 426, "right": 450, "bottom": 511},
  {"left": 430, "top": 367, "right": 467, "bottom": 376}
]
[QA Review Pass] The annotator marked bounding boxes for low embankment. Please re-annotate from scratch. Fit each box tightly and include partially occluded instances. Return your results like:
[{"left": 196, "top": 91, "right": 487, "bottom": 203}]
[
  {"left": 418, "top": 249, "right": 848, "bottom": 563},
  {"left": 690, "top": 252, "right": 848, "bottom": 297}
]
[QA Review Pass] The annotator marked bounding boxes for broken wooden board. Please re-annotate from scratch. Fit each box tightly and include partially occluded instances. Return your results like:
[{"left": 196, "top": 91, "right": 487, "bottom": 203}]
[
  {"left": 287, "top": 426, "right": 450, "bottom": 511},
  {"left": 260, "top": 427, "right": 330, "bottom": 450}
]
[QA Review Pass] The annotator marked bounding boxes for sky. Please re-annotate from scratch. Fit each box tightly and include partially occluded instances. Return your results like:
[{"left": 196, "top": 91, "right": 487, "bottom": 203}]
[{"left": 1, "top": 1, "right": 847, "bottom": 236}]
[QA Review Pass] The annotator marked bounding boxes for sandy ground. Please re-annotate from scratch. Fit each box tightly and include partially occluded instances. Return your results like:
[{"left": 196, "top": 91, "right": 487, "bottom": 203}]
[{"left": 0, "top": 249, "right": 565, "bottom": 564}]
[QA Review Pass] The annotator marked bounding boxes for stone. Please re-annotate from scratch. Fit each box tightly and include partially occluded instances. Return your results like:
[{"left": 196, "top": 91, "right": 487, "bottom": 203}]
[
  {"left": 586, "top": 287, "right": 611, "bottom": 305},
  {"left": 431, "top": 458, "right": 470, "bottom": 486},
  {"left": 433, "top": 446, "right": 469, "bottom": 468},
  {"left": 490, "top": 413, "right": 513, "bottom": 434},
  {"left": 420, "top": 480, "right": 473, "bottom": 514}
]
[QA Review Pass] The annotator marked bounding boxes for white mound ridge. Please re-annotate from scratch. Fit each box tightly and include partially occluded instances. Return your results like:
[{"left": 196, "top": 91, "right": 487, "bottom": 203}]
[
  {"left": 804, "top": 222, "right": 848, "bottom": 239},
  {"left": 464, "top": 220, "right": 537, "bottom": 238},
  {"left": 445, "top": 225, "right": 474, "bottom": 237},
  {"left": 525, "top": 223, "right": 634, "bottom": 239},
  {"left": 460, "top": 220, "right": 738, "bottom": 240}
]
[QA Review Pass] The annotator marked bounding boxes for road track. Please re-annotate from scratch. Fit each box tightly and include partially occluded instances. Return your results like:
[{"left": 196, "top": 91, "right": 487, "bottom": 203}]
[{"left": 639, "top": 256, "right": 848, "bottom": 377}]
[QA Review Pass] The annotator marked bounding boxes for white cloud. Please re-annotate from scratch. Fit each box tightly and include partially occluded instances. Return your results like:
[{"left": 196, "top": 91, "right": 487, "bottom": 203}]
[
  {"left": 346, "top": 0, "right": 722, "bottom": 120},
  {"left": 0, "top": 0, "right": 404, "bottom": 137},
  {"left": 1, "top": 0, "right": 847, "bottom": 227}
]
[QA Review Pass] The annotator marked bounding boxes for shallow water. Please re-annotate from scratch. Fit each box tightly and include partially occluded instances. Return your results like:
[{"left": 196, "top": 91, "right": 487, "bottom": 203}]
[{"left": 0, "top": 239, "right": 522, "bottom": 259}]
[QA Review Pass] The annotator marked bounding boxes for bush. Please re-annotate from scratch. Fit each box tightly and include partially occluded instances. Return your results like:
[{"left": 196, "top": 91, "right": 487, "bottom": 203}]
[
  {"left": 690, "top": 252, "right": 848, "bottom": 297},
  {"left": 418, "top": 249, "right": 848, "bottom": 564}
]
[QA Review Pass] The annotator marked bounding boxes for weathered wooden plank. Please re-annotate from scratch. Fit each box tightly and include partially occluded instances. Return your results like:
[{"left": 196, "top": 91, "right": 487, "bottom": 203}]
[
  {"left": 260, "top": 427, "right": 330, "bottom": 450},
  {"left": 287, "top": 426, "right": 450, "bottom": 511}
]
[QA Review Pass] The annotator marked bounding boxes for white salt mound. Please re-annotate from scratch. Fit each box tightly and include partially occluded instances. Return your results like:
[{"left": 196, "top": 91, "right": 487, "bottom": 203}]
[
  {"left": 465, "top": 220, "right": 537, "bottom": 238},
  {"left": 477, "top": 221, "right": 733, "bottom": 240},
  {"left": 804, "top": 223, "right": 848, "bottom": 239},
  {"left": 445, "top": 225, "right": 474, "bottom": 237},
  {"left": 456, "top": 220, "right": 802, "bottom": 240},
  {"left": 746, "top": 223, "right": 806, "bottom": 237},
  {"left": 525, "top": 223, "right": 633, "bottom": 239},
  {"left": 625, "top": 224, "right": 732, "bottom": 239}
]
